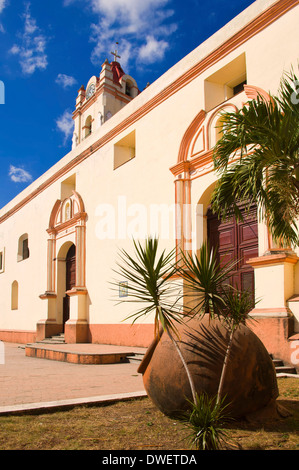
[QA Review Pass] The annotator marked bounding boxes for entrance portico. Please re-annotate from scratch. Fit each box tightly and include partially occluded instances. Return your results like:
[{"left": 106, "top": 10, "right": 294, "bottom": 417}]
[{"left": 38, "top": 191, "right": 88, "bottom": 343}]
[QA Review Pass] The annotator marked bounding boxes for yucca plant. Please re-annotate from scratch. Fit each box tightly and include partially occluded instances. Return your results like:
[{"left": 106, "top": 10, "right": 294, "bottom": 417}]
[
  {"left": 179, "top": 241, "right": 237, "bottom": 319},
  {"left": 179, "top": 393, "right": 232, "bottom": 450},
  {"left": 113, "top": 237, "right": 197, "bottom": 403},
  {"left": 178, "top": 243, "right": 254, "bottom": 449},
  {"left": 113, "top": 238, "right": 252, "bottom": 450},
  {"left": 114, "top": 238, "right": 180, "bottom": 335}
]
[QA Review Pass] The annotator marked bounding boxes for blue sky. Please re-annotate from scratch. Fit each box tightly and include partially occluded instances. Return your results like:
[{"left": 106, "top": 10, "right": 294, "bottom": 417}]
[{"left": 0, "top": 0, "right": 254, "bottom": 210}]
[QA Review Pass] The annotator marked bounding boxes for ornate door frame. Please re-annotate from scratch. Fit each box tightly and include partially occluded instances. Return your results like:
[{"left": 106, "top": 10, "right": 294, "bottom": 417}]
[{"left": 38, "top": 190, "right": 88, "bottom": 343}]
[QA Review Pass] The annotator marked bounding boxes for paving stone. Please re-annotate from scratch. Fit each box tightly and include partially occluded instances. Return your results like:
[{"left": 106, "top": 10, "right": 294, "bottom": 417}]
[{"left": 0, "top": 342, "right": 147, "bottom": 414}]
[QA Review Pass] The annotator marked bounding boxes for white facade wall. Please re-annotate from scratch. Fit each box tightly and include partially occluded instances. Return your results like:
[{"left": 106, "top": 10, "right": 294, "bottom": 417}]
[{"left": 0, "top": 0, "right": 298, "bottom": 345}]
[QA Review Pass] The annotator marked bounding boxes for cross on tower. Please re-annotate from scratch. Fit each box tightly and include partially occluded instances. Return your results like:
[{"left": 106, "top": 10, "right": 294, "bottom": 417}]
[{"left": 111, "top": 42, "right": 121, "bottom": 62}]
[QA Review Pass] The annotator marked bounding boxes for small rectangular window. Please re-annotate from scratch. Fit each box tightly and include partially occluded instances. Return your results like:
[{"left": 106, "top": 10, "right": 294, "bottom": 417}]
[
  {"left": 204, "top": 53, "right": 247, "bottom": 111},
  {"left": 17, "top": 234, "right": 29, "bottom": 262},
  {"left": 233, "top": 80, "right": 247, "bottom": 96},
  {"left": 23, "top": 238, "right": 29, "bottom": 260},
  {"left": 61, "top": 174, "right": 76, "bottom": 200},
  {"left": 11, "top": 281, "right": 18, "bottom": 310},
  {"left": 114, "top": 130, "right": 136, "bottom": 170},
  {"left": 0, "top": 248, "right": 5, "bottom": 273}
]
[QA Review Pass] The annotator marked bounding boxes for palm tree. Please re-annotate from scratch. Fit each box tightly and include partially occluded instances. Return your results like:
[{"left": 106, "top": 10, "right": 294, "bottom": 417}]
[
  {"left": 113, "top": 238, "right": 253, "bottom": 450},
  {"left": 211, "top": 71, "right": 299, "bottom": 247}
]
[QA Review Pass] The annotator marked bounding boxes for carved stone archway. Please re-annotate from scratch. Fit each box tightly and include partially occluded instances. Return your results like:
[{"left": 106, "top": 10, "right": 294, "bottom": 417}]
[
  {"left": 169, "top": 85, "right": 274, "bottom": 258},
  {"left": 38, "top": 190, "right": 88, "bottom": 343}
]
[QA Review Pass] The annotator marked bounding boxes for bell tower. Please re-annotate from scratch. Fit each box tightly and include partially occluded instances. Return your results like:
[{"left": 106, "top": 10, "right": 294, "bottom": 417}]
[{"left": 72, "top": 46, "right": 139, "bottom": 149}]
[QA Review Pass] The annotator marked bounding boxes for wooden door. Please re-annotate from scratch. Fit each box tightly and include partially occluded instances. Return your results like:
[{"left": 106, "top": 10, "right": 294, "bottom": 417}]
[
  {"left": 207, "top": 205, "right": 258, "bottom": 297},
  {"left": 66, "top": 244, "right": 76, "bottom": 291},
  {"left": 63, "top": 245, "right": 76, "bottom": 328}
]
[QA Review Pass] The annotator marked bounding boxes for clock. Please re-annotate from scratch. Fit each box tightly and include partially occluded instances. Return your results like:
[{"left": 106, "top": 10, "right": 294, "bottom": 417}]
[{"left": 86, "top": 83, "right": 95, "bottom": 100}]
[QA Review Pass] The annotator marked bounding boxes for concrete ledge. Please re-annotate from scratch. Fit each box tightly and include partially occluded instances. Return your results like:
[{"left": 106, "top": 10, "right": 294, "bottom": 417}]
[
  {"left": 276, "top": 373, "right": 299, "bottom": 379},
  {"left": 0, "top": 391, "right": 148, "bottom": 416},
  {"left": 25, "top": 344, "right": 135, "bottom": 364}
]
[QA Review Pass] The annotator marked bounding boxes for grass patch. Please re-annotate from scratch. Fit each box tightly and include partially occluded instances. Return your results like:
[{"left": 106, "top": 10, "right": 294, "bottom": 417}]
[{"left": 0, "top": 378, "right": 298, "bottom": 450}]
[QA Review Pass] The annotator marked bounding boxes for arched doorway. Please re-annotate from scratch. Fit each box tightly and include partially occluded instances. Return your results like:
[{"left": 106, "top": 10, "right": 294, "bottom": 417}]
[
  {"left": 63, "top": 244, "right": 76, "bottom": 329},
  {"left": 207, "top": 204, "right": 258, "bottom": 297},
  {"left": 38, "top": 191, "right": 88, "bottom": 343}
]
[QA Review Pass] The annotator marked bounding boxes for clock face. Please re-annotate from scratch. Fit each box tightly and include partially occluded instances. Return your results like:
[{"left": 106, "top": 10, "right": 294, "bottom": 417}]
[{"left": 86, "top": 83, "right": 95, "bottom": 100}]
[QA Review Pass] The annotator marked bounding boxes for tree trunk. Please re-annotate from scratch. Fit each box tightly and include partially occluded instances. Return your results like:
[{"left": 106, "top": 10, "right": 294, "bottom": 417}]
[
  {"left": 165, "top": 325, "right": 197, "bottom": 404},
  {"left": 217, "top": 326, "right": 235, "bottom": 405}
]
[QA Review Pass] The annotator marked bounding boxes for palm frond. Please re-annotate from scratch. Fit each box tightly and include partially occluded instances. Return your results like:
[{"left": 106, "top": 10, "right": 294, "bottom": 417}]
[
  {"left": 179, "top": 242, "right": 237, "bottom": 318},
  {"left": 220, "top": 286, "right": 255, "bottom": 329},
  {"left": 212, "top": 69, "right": 299, "bottom": 246}
]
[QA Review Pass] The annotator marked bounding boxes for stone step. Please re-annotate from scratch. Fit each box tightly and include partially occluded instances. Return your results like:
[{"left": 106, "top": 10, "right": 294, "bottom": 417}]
[
  {"left": 126, "top": 353, "right": 144, "bottom": 364},
  {"left": 36, "top": 333, "right": 65, "bottom": 345},
  {"left": 25, "top": 344, "right": 136, "bottom": 365},
  {"left": 51, "top": 335, "right": 65, "bottom": 342},
  {"left": 36, "top": 341, "right": 65, "bottom": 345},
  {"left": 275, "top": 365, "right": 297, "bottom": 374},
  {"left": 272, "top": 359, "right": 284, "bottom": 367},
  {"left": 276, "top": 372, "right": 299, "bottom": 378},
  {"left": 271, "top": 356, "right": 298, "bottom": 377}
]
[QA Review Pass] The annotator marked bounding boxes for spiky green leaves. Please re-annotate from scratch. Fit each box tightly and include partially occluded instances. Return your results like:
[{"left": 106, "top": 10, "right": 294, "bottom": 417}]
[
  {"left": 212, "top": 71, "right": 299, "bottom": 246},
  {"left": 113, "top": 237, "right": 184, "bottom": 338},
  {"left": 179, "top": 393, "right": 232, "bottom": 450},
  {"left": 179, "top": 242, "right": 238, "bottom": 319}
]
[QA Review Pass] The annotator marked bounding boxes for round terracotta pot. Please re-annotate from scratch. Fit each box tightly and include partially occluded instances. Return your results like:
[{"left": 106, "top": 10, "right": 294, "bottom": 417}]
[{"left": 138, "top": 315, "right": 278, "bottom": 418}]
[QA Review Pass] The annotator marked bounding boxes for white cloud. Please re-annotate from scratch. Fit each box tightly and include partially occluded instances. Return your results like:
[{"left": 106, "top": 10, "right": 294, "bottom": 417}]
[
  {"left": 56, "top": 73, "right": 77, "bottom": 88},
  {"left": 10, "top": 44, "right": 20, "bottom": 54},
  {"left": 138, "top": 36, "right": 168, "bottom": 63},
  {"left": 90, "top": 0, "right": 173, "bottom": 27},
  {"left": 66, "top": 0, "right": 176, "bottom": 70},
  {"left": 10, "top": 3, "right": 48, "bottom": 75},
  {"left": 0, "top": 0, "right": 7, "bottom": 14},
  {"left": 9, "top": 165, "right": 32, "bottom": 183},
  {"left": 0, "top": 0, "right": 7, "bottom": 32},
  {"left": 56, "top": 109, "right": 74, "bottom": 144}
]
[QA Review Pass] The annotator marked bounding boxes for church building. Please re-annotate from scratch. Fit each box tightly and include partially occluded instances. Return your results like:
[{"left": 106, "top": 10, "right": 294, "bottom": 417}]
[{"left": 0, "top": 0, "right": 298, "bottom": 370}]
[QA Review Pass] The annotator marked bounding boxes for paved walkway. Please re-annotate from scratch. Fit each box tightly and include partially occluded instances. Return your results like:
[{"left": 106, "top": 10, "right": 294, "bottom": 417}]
[{"left": 0, "top": 342, "right": 147, "bottom": 415}]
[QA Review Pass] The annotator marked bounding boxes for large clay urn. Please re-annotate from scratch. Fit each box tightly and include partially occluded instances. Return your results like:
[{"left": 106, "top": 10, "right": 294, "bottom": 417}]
[{"left": 138, "top": 315, "right": 278, "bottom": 418}]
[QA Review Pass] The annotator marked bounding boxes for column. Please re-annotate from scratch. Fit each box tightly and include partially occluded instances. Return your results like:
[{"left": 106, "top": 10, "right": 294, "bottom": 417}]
[
  {"left": 174, "top": 171, "right": 192, "bottom": 259},
  {"left": 47, "top": 236, "right": 56, "bottom": 293},
  {"left": 75, "top": 223, "right": 86, "bottom": 288},
  {"left": 64, "top": 220, "right": 88, "bottom": 343},
  {"left": 38, "top": 235, "right": 59, "bottom": 340}
]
